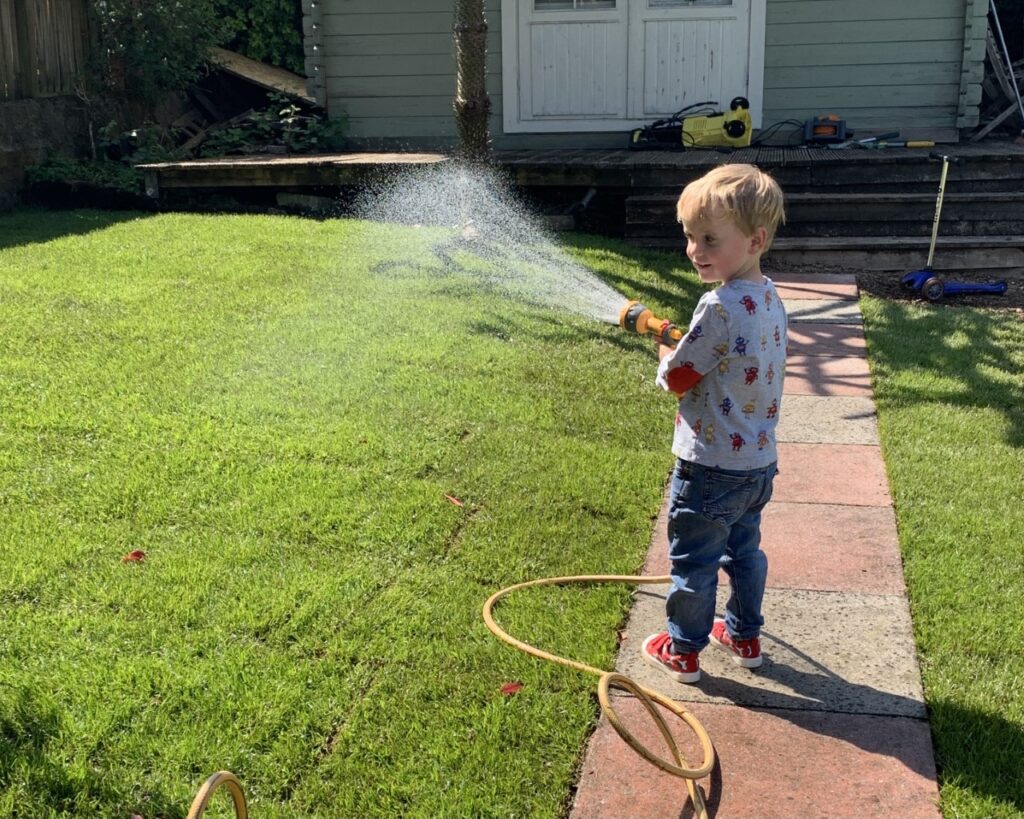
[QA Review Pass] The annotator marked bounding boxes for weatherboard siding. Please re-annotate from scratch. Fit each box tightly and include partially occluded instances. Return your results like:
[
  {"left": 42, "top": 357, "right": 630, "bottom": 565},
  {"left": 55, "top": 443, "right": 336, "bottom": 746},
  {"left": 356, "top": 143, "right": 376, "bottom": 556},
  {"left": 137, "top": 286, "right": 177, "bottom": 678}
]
[
  {"left": 762, "top": 0, "right": 987, "bottom": 140},
  {"left": 318, "top": 0, "right": 986, "bottom": 148}
]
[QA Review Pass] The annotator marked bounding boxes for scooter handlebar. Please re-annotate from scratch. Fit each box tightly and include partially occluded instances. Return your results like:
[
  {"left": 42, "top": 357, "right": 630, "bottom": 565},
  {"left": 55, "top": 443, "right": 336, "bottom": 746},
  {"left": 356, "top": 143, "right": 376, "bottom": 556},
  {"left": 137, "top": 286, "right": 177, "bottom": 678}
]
[{"left": 929, "top": 151, "right": 962, "bottom": 164}]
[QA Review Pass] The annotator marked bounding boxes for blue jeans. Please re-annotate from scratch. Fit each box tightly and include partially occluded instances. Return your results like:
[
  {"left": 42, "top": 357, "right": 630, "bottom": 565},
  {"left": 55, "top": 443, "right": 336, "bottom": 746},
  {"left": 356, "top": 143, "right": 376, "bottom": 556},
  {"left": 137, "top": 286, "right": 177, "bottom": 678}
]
[{"left": 665, "top": 458, "right": 777, "bottom": 654}]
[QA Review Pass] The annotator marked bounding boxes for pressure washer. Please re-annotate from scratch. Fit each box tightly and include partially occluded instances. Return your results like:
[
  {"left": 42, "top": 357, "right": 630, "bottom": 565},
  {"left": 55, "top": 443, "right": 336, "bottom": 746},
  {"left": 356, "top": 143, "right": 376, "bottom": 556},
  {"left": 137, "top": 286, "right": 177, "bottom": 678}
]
[
  {"left": 900, "top": 153, "right": 1009, "bottom": 301},
  {"left": 629, "top": 97, "right": 752, "bottom": 150}
]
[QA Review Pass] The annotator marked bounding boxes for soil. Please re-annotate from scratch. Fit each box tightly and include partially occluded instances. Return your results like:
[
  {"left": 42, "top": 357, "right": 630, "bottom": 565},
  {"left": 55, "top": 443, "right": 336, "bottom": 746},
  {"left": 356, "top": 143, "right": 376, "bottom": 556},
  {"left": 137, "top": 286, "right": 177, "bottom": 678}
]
[{"left": 762, "top": 257, "right": 1024, "bottom": 317}]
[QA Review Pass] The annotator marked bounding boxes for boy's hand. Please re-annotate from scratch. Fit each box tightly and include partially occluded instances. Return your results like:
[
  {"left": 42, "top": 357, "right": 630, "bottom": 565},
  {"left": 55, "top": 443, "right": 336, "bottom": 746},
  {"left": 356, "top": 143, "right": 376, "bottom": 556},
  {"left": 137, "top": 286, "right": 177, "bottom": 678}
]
[{"left": 656, "top": 342, "right": 675, "bottom": 361}]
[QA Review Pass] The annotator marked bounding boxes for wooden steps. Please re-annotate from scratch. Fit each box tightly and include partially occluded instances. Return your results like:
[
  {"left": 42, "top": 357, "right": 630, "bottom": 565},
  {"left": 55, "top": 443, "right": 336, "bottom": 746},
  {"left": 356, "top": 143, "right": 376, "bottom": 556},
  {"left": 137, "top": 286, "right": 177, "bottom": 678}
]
[
  {"left": 634, "top": 234, "right": 1024, "bottom": 273},
  {"left": 627, "top": 192, "right": 1024, "bottom": 239}
]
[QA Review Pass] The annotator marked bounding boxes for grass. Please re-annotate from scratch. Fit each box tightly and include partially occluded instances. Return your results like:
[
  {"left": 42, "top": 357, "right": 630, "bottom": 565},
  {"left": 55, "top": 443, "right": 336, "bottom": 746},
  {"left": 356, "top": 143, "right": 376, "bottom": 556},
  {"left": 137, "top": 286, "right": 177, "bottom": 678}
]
[
  {"left": 5, "top": 207, "right": 1021, "bottom": 818},
  {"left": 860, "top": 296, "right": 1024, "bottom": 818},
  {"left": 0, "top": 209, "right": 704, "bottom": 818}
]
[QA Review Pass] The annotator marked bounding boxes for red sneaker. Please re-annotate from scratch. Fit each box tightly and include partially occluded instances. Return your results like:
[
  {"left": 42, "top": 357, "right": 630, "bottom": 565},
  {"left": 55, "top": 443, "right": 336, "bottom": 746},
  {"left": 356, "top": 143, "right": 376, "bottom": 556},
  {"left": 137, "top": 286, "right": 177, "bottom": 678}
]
[
  {"left": 710, "top": 619, "right": 763, "bottom": 668},
  {"left": 641, "top": 632, "right": 700, "bottom": 683}
]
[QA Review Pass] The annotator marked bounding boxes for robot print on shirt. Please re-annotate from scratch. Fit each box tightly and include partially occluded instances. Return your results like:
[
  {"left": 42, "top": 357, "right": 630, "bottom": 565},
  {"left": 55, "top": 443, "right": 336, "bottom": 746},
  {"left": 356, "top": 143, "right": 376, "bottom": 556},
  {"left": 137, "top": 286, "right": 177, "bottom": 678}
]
[
  {"left": 766, "top": 399, "right": 778, "bottom": 419},
  {"left": 740, "top": 295, "right": 757, "bottom": 315},
  {"left": 733, "top": 336, "right": 748, "bottom": 356},
  {"left": 719, "top": 397, "right": 733, "bottom": 416},
  {"left": 730, "top": 433, "right": 745, "bottom": 451}
]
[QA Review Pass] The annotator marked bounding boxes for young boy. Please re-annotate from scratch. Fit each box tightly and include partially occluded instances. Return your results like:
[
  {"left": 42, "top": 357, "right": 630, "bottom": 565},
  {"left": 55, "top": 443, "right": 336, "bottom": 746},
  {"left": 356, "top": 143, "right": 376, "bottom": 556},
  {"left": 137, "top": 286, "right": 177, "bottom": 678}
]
[{"left": 642, "top": 163, "right": 787, "bottom": 684}]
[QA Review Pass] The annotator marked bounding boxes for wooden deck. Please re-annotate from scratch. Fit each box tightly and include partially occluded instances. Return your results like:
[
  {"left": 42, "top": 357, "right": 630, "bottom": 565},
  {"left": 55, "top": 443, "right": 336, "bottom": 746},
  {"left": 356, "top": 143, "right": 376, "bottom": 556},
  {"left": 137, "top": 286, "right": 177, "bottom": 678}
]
[
  {"left": 139, "top": 140, "right": 1024, "bottom": 194},
  {"left": 137, "top": 140, "right": 1024, "bottom": 270},
  {"left": 497, "top": 140, "right": 1024, "bottom": 191}
]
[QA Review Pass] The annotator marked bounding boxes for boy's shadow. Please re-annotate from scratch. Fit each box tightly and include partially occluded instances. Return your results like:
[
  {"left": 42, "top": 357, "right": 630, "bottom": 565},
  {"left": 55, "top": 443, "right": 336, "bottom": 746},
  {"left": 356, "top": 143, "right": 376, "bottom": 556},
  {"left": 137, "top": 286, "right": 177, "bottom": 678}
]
[{"left": 667, "top": 630, "right": 1024, "bottom": 817}]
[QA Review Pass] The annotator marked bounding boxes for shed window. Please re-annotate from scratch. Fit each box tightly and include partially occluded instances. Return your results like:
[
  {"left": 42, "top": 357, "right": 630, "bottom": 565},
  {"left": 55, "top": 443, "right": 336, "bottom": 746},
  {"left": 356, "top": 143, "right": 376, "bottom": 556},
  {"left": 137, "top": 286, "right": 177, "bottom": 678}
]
[
  {"left": 534, "top": 1, "right": 616, "bottom": 10},
  {"left": 648, "top": 0, "right": 732, "bottom": 6}
]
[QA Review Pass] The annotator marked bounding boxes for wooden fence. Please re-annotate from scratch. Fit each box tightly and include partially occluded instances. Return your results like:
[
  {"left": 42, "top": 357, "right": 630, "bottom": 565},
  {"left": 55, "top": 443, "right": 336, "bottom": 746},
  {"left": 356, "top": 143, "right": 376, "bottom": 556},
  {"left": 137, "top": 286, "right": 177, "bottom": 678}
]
[{"left": 1, "top": 0, "right": 91, "bottom": 99}]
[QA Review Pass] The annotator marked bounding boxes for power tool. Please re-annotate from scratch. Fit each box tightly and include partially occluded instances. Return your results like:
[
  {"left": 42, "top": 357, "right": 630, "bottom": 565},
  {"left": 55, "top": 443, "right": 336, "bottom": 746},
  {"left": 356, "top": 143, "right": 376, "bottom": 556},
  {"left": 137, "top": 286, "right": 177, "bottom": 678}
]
[
  {"left": 618, "top": 300, "right": 683, "bottom": 346},
  {"left": 682, "top": 97, "right": 752, "bottom": 148}
]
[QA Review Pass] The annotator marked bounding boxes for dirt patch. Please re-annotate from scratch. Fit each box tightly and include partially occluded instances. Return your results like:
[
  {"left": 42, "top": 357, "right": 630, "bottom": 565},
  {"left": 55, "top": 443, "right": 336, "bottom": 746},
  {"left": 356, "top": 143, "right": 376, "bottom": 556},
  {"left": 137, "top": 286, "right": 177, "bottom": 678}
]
[
  {"left": 855, "top": 270, "right": 1023, "bottom": 316},
  {"left": 762, "top": 257, "right": 1024, "bottom": 316}
]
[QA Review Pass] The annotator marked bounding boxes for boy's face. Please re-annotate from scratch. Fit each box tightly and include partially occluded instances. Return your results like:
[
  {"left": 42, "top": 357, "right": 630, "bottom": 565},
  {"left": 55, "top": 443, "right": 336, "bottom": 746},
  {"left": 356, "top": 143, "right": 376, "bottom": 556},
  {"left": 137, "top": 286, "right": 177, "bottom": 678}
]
[{"left": 680, "top": 208, "right": 767, "bottom": 285}]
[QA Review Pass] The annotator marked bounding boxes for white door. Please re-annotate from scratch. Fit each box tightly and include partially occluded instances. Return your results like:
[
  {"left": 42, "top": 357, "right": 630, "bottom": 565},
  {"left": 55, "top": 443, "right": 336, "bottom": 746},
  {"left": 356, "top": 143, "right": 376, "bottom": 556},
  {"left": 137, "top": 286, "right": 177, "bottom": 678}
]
[{"left": 501, "top": 0, "right": 765, "bottom": 133}]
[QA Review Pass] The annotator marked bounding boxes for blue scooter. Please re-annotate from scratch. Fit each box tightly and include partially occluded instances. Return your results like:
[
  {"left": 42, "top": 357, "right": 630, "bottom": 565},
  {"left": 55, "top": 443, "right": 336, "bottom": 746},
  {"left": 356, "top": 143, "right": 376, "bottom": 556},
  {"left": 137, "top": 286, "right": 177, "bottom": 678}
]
[{"left": 900, "top": 153, "right": 1008, "bottom": 301}]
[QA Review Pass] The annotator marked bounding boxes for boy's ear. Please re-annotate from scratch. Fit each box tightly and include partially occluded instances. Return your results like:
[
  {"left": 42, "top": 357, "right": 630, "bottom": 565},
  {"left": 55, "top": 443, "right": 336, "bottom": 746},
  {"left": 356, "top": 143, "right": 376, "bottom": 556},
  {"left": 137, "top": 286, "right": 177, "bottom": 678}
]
[{"left": 748, "top": 226, "right": 769, "bottom": 254}]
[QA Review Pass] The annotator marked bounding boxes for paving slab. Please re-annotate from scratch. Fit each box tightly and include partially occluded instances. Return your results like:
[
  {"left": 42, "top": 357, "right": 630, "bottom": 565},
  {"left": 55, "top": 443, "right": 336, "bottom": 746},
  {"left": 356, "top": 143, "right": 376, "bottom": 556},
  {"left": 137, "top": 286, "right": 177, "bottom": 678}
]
[
  {"left": 775, "top": 443, "right": 891, "bottom": 506},
  {"left": 617, "top": 586, "right": 926, "bottom": 717},
  {"left": 771, "top": 274, "right": 859, "bottom": 301},
  {"left": 776, "top": 395, "right": 879, "bottom": 445},
  {"left": 572, "top": 700, "right": 940, "bottom": 819},
  {"left": 784, "top": 298, "right": 864, "bottom": 324},
  {"left": 784, "top": 355, "right": 873, "bottom": 397},
  {"left": 787, "top": 322, "right": 867, "bottom": 358},
  {"left": 641, "top": 502, "right": 904, "bottom": 595},
  {"left": 761, "top": 502, "right": 905, "bottom": 594}
]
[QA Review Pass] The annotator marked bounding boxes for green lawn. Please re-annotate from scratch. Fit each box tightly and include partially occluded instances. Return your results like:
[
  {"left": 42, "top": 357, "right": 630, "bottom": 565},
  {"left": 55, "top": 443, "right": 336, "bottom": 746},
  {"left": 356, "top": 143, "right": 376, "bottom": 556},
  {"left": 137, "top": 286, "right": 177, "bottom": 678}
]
[
  {"left": 0, "top": 209, "right": 701, "bottom": 818},
  {"left": 860, "top": 296, "right": 1024, "bottom": 818},
  {"left": 2, "top": 208, "right": 1021, "bottom": 818}
]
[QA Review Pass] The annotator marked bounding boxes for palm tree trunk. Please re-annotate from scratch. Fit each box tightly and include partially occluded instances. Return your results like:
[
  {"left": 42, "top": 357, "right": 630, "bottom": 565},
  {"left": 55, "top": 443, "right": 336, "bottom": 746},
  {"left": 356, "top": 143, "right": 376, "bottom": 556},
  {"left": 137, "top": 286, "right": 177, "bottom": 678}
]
[{"left": 453, "top": 0, "right": 492, "bottom": 163}]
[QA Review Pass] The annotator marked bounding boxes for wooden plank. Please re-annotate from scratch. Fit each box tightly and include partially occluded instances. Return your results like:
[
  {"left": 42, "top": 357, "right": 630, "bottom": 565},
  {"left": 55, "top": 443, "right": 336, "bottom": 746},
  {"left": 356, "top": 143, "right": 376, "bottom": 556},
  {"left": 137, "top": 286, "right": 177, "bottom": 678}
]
[
  {"left": 766, "top": 18, "right": 962, "bottom": 47},
  {"left": 766, "top": 0, "right": 962, "bottom": 25},
  {"left": 321, "top": 11, "right": 462, "bottom": 37},
  {"left": 209, "top": 48, "right": 314, "bottom": 104},
  {"left": 765, "top": 41, "right": 963, "bottom": 68},
  {"left": 329, "top": 74, "right": 496, "bottom": 97},
  {"left": 322, "top": 31, "right": 502, "bottom": 57},
  {"left": 0, "top": 0, "right": 19, "bottom": 98},
  {"left": 767, "top": 63, "right": 961, "bottom": 89},
  {"left": 769, "top": 85, "right": 959, "bottom": 109}
]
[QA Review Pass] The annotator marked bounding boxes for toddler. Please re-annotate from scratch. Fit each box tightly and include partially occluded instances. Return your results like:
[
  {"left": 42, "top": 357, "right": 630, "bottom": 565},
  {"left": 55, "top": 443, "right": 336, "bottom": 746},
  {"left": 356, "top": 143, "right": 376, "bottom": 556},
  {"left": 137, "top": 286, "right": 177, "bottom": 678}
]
[{"left": 642, "top": 163, "right": 786, "bottom": 684}]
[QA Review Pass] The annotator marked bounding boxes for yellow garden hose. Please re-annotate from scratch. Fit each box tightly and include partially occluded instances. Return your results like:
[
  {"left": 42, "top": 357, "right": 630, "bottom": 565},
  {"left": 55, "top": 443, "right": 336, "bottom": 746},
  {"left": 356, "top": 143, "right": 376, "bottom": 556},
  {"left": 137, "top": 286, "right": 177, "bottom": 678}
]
[
  {"left": 483, "top": 574, "right": 715, "bottom": 819},
  {"left": 187, "top": 770, "right": 248, "bottom": 819}
]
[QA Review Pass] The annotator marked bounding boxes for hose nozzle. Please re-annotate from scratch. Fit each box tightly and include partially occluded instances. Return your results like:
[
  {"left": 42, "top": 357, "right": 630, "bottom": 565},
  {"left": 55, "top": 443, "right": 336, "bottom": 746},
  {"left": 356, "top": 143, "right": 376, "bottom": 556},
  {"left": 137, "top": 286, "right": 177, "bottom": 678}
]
[{"left": 618, "top": 300, "right": 683, "bottom": 346}]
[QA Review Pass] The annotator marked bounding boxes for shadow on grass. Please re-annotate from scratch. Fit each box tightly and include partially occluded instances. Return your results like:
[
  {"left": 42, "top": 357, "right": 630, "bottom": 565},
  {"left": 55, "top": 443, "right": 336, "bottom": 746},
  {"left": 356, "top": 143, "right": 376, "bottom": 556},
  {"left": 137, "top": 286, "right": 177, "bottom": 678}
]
[
  {"left": 928, "top": 697, "right": 1024, "bottom": 813},
  {"left": 0, "top": 684, "right": 182, "bottom": 817},
  {"left": 0, "top": 208, "right": 150, "bottom": 251},
  {"left": 862, "top": 297, "right": 1024, "bottom": 448}
]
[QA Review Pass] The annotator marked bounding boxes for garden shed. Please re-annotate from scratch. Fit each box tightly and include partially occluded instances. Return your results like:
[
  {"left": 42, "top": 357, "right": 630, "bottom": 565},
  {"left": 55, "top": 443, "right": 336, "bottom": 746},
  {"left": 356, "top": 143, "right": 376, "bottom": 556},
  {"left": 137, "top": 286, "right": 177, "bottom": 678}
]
[{"left": 303, "top": 0, "right": 990, "bottom": 149}]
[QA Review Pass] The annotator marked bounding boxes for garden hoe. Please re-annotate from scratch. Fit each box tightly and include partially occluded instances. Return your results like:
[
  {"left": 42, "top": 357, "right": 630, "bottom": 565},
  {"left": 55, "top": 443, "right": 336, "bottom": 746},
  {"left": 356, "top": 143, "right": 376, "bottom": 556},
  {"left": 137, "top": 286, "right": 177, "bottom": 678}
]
[{"left": 900, "top": 153, "right": 1008, "bottom": 301}]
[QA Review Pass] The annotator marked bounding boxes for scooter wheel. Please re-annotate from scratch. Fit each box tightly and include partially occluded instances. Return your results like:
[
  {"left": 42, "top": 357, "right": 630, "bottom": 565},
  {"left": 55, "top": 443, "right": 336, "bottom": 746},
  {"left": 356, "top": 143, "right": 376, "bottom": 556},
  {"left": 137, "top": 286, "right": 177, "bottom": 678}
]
[{"left": 922, "top": 277, "right": 945, "bottom": 301}]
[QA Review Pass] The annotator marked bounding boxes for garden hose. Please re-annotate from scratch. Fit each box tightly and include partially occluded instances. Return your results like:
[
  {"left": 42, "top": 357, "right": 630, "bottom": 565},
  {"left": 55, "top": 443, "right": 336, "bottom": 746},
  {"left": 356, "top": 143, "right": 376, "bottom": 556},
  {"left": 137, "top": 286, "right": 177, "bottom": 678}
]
[
  {"left": 187, "top": 770, "right": 248, "bottom": 819},
  {"left": 483, "top": 574, "right": 715, "bottom": 819}
]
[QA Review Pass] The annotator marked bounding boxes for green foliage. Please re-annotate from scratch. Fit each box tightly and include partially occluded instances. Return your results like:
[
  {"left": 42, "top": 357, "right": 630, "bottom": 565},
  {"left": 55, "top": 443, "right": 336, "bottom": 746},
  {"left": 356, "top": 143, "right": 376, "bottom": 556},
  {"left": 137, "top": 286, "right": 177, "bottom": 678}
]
[
  {"left": 200, "top": 94, "right": 347, "bottom": 156},
  {"left": 25, "top": 157, "right": 143, "bottom": 193},
  {"left": 87, "top": 0, "right": 229, "bottom": 107},
  {"left": 217, "top": 0, "right": 305, "bottom": 75},
  {"left": 25, "top": 123, "right": 182, "bottom": 195}
]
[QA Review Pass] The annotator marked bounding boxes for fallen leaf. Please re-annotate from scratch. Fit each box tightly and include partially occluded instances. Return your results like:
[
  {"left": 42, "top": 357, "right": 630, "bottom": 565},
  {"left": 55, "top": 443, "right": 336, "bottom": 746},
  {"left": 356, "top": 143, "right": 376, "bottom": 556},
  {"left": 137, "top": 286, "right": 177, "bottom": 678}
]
[
  {"left": 121, "top": 550, "right": 145, "bottom": 562},
  {"left": 500, "top": 681, "right": 524, "bottom": 696},
  {"left": 444, "top": 494, "right": 464, "bottom": 507}
]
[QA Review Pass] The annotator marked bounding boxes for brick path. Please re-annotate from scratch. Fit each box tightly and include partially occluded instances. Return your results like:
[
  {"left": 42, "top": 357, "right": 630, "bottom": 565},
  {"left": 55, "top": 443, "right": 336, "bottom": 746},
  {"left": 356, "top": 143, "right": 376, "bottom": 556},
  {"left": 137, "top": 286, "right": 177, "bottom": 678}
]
[{"left": 570, "top": 274, "right": 941, "bottom": 819}]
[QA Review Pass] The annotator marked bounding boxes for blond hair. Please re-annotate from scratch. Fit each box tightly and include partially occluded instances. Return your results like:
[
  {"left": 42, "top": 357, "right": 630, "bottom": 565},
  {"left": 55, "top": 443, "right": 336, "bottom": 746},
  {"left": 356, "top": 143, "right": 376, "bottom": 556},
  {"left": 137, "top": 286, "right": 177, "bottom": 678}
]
[{"left": 676, "top": 164, "right": 786, "bottom": 247}]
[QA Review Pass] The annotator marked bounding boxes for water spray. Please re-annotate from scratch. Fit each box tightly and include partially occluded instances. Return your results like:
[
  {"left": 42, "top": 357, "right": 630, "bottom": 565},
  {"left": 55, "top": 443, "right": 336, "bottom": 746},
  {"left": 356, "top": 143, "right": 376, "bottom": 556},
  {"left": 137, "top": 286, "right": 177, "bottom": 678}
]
[{"left": 618, "top": 300, "right": 684, "bottom": 345}]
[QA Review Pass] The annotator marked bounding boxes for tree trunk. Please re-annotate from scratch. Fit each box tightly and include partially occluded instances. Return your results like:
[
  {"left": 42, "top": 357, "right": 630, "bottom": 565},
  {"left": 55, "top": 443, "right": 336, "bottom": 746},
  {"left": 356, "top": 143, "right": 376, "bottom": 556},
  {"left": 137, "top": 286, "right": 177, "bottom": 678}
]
[{"left": 453, "top": 0, "right": 492, "bottom": 164}]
